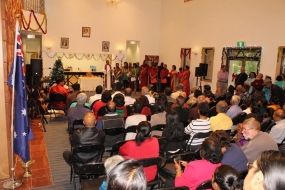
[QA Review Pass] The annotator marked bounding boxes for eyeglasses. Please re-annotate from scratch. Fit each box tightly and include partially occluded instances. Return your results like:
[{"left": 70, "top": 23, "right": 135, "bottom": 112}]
[
  {"left": 242, "top": 127, "right": 253, "bottom": 132},
  {"left": 247, "top": 162, "right": 259, "bottom": 171}
]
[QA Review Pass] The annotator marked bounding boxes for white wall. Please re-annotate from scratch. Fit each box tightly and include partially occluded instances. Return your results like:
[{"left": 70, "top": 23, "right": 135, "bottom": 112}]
[
  {"left": 159, "top": 0, "right": 285, "bottom": 91},
  {"left": 42, "top": 0, "right": 162, "bottom": 76}
]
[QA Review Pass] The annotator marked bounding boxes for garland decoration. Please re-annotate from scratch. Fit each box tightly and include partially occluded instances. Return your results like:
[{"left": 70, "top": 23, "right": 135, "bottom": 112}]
[
  {"left": 21, "top": 10, "right": 47, "bottom": 34},
  {"left": 45, "top": 51, "right": 125, "bottom": 62}
]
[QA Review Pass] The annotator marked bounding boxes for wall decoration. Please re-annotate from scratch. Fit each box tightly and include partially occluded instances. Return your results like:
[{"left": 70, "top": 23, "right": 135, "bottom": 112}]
[
  {"left": 82, "top": 27, "right": 91, "bottom": 37},
  {"left": 102, "top": 41, "right": 110, "bottom": 52},
  {"left": 60, "top": 37, "right": 69, "bottom": 49}
]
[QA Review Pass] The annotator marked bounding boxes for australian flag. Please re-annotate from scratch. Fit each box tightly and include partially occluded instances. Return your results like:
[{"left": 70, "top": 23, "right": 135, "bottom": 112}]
[{"left": 8, "top": 21, "right": 34, "bottom": 163}]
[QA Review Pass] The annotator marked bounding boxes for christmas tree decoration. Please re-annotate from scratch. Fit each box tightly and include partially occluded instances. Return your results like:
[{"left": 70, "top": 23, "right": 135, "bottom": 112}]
[{"left": 49, "top": 59, "right": 64, "bottom": 86}]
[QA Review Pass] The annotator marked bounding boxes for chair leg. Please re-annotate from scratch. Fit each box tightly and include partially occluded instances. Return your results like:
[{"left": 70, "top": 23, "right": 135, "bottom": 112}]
[{"left": 70, "top": 166, "right": 73, "bottom": 184}]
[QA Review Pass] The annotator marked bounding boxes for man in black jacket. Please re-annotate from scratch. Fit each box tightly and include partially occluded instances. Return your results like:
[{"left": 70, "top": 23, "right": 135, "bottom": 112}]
[
  {"left": 235, "top": 67, "right": 248, "bottom": 86},
  {"left": 63, "top": 112, "right": 105, "bottom": 166}
]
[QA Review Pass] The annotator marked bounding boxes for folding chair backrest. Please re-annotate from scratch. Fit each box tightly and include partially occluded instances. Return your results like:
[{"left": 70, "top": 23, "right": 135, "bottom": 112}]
[
  {"left": 125, "top": 125, "right": 137, "bottom": 133},
  {"left": 137, "top": 157, "right": 162, "bottom": 169},
  {"left": 152, "top": 124, "right": 166, "bottom": 132},
  {"left": 260, "top": 120, "right": 273, "bottom": 132},
  {"left": 103, "top": 127, "right": 125, "bottom": 147},
  {"left": 158, "top": 186, "right": 189, "bottom": 190},
  {"left": 79, "top": 162, "right": 105, "bottom": 176},
  {"left": 156, "top": 137, "right": 168, "bottom": 155},
  {"left": 50, "top": 93, "right": 66, "bottom": 102},
  {"left": 265, "top": 122, "right": 276, "bottom": 133},
  {"left": 232, "top": 112, "right": 247, "bottom": 125},
  {"left": 187, "top": 131, "right": 212, "bottom": 147},
  {"left": 110, "top": 140, "right": 128, "bottom": 156},
  {"left": 196, "top": 180, "right": 212, "bottom": 190}
]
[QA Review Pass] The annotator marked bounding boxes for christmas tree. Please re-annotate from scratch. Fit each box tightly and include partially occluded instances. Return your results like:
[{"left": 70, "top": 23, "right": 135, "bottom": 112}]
[{"left": 50, "top": 59, "right": 64, "bottom": 86}]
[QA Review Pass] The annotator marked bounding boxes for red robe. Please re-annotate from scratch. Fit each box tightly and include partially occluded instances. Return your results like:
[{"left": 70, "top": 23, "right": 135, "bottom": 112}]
[
  {"left": 160, "top": 68, "right": 169, "bottom": 83},
  {"left": 49, "top": 84, "right": 68, "bottom": 107},
  {"left": 181, "top": 70, "right": 190, "bottom": 96},
  {"left": 140, "top": 67, "right": 148, "bottom": 88},
  {"left": 149, "top": 67, "right": 158, "bottom": 84}
]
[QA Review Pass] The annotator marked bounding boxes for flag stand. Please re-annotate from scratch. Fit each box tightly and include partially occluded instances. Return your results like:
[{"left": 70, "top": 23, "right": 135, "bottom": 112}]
[{"left": 3, "top": 21, "right": 23, "bottom": 190}]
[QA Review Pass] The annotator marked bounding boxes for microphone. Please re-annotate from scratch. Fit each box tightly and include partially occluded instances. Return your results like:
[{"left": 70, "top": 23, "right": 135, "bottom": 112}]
[{"left": 78, "top": 68, "right": 82, "bottom": 72}]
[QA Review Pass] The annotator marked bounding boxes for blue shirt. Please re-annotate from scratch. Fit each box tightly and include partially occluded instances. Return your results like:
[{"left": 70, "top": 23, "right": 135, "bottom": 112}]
[
  {"left": 222, "top": 143, "right": 248, "bottom": 172},
  {"left": 226, "top": 105, "right": 242, "bottom": 119},
  {"left": 99, "top": 181, "right": 106, "bottom": 190}
]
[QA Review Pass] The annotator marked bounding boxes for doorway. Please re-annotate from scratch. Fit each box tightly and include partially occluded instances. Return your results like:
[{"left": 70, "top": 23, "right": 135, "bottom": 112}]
[{"left": 126, "top": 40, "right": 140, "bottom": 64}]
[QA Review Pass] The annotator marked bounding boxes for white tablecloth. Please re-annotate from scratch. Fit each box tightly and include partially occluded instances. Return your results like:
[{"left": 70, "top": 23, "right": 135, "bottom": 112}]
[{"left": 78, "top": 77, "right": 103, "bottom": 91}]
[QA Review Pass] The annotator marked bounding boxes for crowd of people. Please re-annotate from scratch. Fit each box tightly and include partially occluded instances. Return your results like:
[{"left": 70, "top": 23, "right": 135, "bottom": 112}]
[{"left": 45, "top": 63, "right": 285, "bottom": 189}]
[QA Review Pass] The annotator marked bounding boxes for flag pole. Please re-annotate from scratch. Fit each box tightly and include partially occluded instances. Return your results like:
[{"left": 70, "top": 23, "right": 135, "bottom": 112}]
[{"left": 3, "top": 20, "right": 22, "bottom": 189}]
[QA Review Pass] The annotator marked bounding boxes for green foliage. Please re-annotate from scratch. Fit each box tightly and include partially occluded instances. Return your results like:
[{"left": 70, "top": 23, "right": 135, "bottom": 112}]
[{"left": 50, "top": 59, "right": 64, "bottom": 86}]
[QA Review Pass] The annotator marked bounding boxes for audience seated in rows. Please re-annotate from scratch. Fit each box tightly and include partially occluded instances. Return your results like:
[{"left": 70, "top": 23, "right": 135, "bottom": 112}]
[
  {"left": 119, "top": 121, "right": 159, "bottom": 182},
  {"left": 185, "top": 102, "right": 211, "bottom": 151},
  {"left": 210, "top": 130, "right": 247, "bottom": 172},
  {"left": 99, "top": 155, "right": 124, "bottom": 190},
  {"left": 113, "top": 93, "right": 127, "bottom": 117},
  {"left": 186, "top": 89, "right": 202, "bottom": 107},
  {"left": 111, "top": 82, "right": 124, "bottom": 99},
  {"left": 269, "top": 108, "right": 285, "bottom": 144},
  {"left": 66, "top": 83, "right": 81, "bottom": 108},
  {"left": 241, "top": 118, "right": 278, "bottom": 163},
  {"left": 162, "top": 110, "right": 184, "bottom": 152},
  {"left": 240, "top": 85, "right": 251, "bottom": 103},
  {"left": 63, "top": 113, "right": 105, "bottom": 166},
  {"left": 212, "top": 165, "right": 242, "bottom": 190},
  {"left": 49, "top": 77, "right": 68, "bottom": 107},
  {"left": 169, "top": 137, "right": 222, "bottom": 190},
  {"left": 173, "top": 96, "right": 188, "bottom": 123},
  {"left": 188, "top": 95, "right": 206, "bottom": 122},
  {"left": 88, "top": 85, "right": 103, "bottom": 105},
  {"left": 92, "top": 91, "right": 112, "bottom": 119},
  {"left": 141, "top": 86, "right": 155, "bottom": 104},
  {"left": 244, "top": 150, "right": 285, "bottom": 190},
  {"left": 124, "top": 88, "right": 135, "bottom": 106},
  {"left": 210, "top": 101, "right": 233, "bottom": 131},
  {"left": 67, "top": 93, "right": 91, "bottom": 132},
  {"left": 226, "top": 95, "right": 243, "bottom": 119},
  {"left": 171, "top": 83, "right": 184, "bottom": 100},
  {"left": 244, "top": 71, "right": 256, "bottom": 93}
]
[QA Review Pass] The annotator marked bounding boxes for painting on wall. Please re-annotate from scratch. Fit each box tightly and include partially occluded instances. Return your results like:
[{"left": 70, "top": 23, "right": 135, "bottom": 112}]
[
  {"left": 60, "top": 37, "right": 69, "bottom": 49},
  {"left": 102, "top": 41, "right": 110, "bottom": 52},
  {"left": 82, "top": 27, "right": 91, "bottom": 37}
]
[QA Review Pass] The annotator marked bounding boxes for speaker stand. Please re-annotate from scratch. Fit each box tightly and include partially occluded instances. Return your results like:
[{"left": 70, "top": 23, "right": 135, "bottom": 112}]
[{"left": 196, "top": 76, "right": 202, "bottom": 91}]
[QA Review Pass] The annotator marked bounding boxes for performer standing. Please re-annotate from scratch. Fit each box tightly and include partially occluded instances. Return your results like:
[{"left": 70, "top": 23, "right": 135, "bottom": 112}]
[
  {"left": 122, "top": 62, "right": 130, "bottom": 89},
  {"left": 149, "top": 63, "right": 158, "bottom": 91},
  {"left": 160, "top": 64, "right": 169, "bottom": 92},
  {"left": 114, "top": 63, "right": 122, "bottom": 83},
  {"left": 104, "top": 60, "right": 112, "bottom": 90},
  {"left": 169, "top": 65, "right": 178, "bottom": 92},
  {"left": 181, "top": 65, "right": 190, "bottom": 96},
  {"left": 139, "top": 61, "right": 148, "bottom": 89}
]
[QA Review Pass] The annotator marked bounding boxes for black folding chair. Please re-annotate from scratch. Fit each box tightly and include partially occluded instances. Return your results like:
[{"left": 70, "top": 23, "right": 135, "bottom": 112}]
[
  {"left": 196, "top": 180, "right": 212, "bottom": 190},
  {"left": 70, "top": 144, "right": 105, "bottom": 189},
  {"left": 187, "top": 131, "right": 212, "bottom": 152},
  {"left": 239, "top": 104, "right": 247, "bottom": 110},
  {"left": 103, "top": 127, "right": 125, "bottom": 151},
  {"left": 79, "top": 163, "right": 106, "bottom": 190},
  {"left": 69, "top": 119, "right": 84, "bottom": 134},
  {"left": 156, "top": 137, "right": 168, "bottom": 156},
  {"left": 260, "top": 120, "right": 275, "bottom": 132},
  {"left": 232, "top": 112, "right": 247, "bottom": 125},
  {"left": 110, "top": 140, "right": 129, "bottom": 156},
  {"left": 49, "top": 93, "right": 67, "bottom": 122},
  {"left": 207, "top": 106, "right": 217, "bottom": 118},
  {"left": 137, "top": 157, "right": 163, "bottom": 190}
]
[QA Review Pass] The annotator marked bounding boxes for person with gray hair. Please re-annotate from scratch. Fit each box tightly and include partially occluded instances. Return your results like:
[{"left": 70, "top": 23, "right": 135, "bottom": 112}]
[
  {"left": 188, "top": 95, "right": 206, "bottom": 122},
  {"left": 171, "top": 83, "right": 184, "bottom": 99},
  {"left": 99, "top": 155, "right": 124, "bottom": 190},
  {"left": 141, "top": 86, "right": 155, "bottom": 104},
  {"left": 226, "top": 95, "right": 242, "bottom": 119},
  {"left": 210, "top": 101, "right": 233, "bottom": 131},
  {"left": 67, "top": 93, "right": 92, "bottom": 133}
]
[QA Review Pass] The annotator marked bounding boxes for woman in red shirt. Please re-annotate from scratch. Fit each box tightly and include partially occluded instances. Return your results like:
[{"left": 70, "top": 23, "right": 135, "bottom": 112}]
[{"left": 119, "top": 121, "right": 159, "bottom": 182}]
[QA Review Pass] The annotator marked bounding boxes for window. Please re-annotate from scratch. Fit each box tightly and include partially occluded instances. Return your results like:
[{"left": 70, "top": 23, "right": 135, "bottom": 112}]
[
  {"left": 276, "top": 47, "right": 285, "bottom": 77},
  {"left": 180, "top": 48, "right": 191, "bottom": 68},
  {"left": 201, "top": 47, "right": 215, "bottom": 82}
]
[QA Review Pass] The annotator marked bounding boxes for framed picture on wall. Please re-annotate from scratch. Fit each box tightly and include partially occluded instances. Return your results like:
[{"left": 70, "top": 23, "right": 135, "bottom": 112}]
[
  {"left": 82, "top": 27, "right": 91, "bottom": 37},
  {"left": 102, "top": 41, "right": 110, "bottom": 52},
  {"left": 60, "top": 37, "right": 69, "bottom": 49}
]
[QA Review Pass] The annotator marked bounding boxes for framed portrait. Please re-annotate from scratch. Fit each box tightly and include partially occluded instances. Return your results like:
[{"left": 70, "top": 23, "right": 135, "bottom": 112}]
[
  {"left": 102, "top": 41, "right": 110, "bottom": 52},
  {"left": 60, "top": 37, "right": 69, "bottom": 49},
  {"left": 82, "top": 27, "right": 91, "bottom": 37}
]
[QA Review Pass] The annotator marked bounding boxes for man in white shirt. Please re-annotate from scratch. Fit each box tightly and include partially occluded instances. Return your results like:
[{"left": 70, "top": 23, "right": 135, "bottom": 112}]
[
  {"left": 112, "top": 82, "right": 125, "bottom": 99},
  {"left": 171, "top": 83, "right": 184, "bottom": 100},
  {"left": 124, "top": 88, "right": 135, "bottom": 106},
  {"left": 270, "top": 109, "right": 285, "bottom": 144},
  {"left": 141, "top": 86, "right": 155, "bottom": 104},
  {"left": 88, "top": 85, "right": 103, "bottom": 105}
]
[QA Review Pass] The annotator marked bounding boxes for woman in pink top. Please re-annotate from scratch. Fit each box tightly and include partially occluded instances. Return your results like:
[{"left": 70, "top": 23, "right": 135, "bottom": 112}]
[{"left": 173, "top": 137, "right": 223, "bottom": 190}]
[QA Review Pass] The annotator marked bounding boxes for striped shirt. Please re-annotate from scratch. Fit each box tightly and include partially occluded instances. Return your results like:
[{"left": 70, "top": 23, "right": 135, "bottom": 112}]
[{"left": 184, "top": 118, "right": 211, "bottom": 145}]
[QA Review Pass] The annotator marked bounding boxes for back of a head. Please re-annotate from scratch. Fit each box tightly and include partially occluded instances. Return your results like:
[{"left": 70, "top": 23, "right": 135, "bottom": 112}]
[
  {"left": 200, "top": 137, "right": 223, "bottom": 164},
  {"left": 228, "top": 85, "right": 235, "bottom": 94},
  {"left": 213, "top": 165, "right": 241, "bottom": 190},
  {"left": 164, "top": 87, "right": 172, "bottom": 96},
  {"left": 274, "top": 108, "right": 285, "bottom": 120},
  {"left": 157, "top": 93, "right": 168, "bottom": 105},
  {"left": 133, "top": 101, "right": 143, "bottom": 114},
  {"left": 176, "top": 83, "right": 184, "bottom": 90},
  {"left": 217, "top": 101, "right": 228, "bottom": 113},
  {"left": 125, "top": 88, "right": 132, "bottom": 96},
  {"left": 243, "top": 117, "right": 260, "bottom": 131},
  {"left": 194, "top": 89, "right": 202, "bottom": 98},
  {"left": 135, "top": 121, "right": 151, "bottom": 146},
  {"left": 256, "top": 150, "right": 285, "bottom": 190},
  {"left": 76, "top": 93, "right": 87, "bottom": 104},
  {"left": 56, "top": 77, "right": 64, "bottom": 84},
  {"left": 138, "top": 95, "right": 149, "bottom": 107},
  {"left": 210, "top": 130, "right": 231, "bottom": 149},
  {"left": 102, "top": 91, "right": 112, "bottom": 103},
  {"left": 198, "top": 102, "right": 209, "bottom": 117},
  {"left": 106, "top": 101, "right": 116, "bottom": 113},
  {"left": 231, "top": 95, "right": 241, "bottom": 105},
  {"left": 104, "top": 155, "right": 124, "bottom": 175},
  {"left": 176, "top": 95, "right": 185, "bottom": 106},
  {"left": 141, "top": 86, "right": 149, "bottom": 95},
  {"left": 113, "top": 94, "right": 125, "bottom": 107},
  {"left": 197, "top": 95, "right": 206, "bottom": 104},
  {"left": 166, "top": 109, "right": 183, "bottom": 139},
  {"left": 83, "top": 113, "right": 96, "bottom": 128},
  {"left": 96, "top": 85, "right": 103, "bottom": 94},
  {"left": 204, "top": 85, "right": 211, "bottom": 92},
  {"left": 270, "top": 96, "right": 280, "bottom": 105},
  {"left": 276, "top": 75, "right": 283, "bottom": 81},
  {"left": 155, "top": 102, "right": 166, "bottom": 113},
  {"left": 115, "top": 82, "right": 123, "bottom": 91},
  {"left": 72, "top": 83, "right": 80, "bottom": 91},
  {"left": 107, "top": 159, "right": 147, "bottom": 190}
]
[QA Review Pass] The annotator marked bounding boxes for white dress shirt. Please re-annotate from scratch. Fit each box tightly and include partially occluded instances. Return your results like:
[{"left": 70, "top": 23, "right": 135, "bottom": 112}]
[
  {"left": 145, "top": 94, "right": 155, "bottom": 104},
  {"left": 88, "top": 94, "right": 102, "bottom": 104},
  {"left": 125, "top": 96, "right": 136, "bottom": 106}
]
